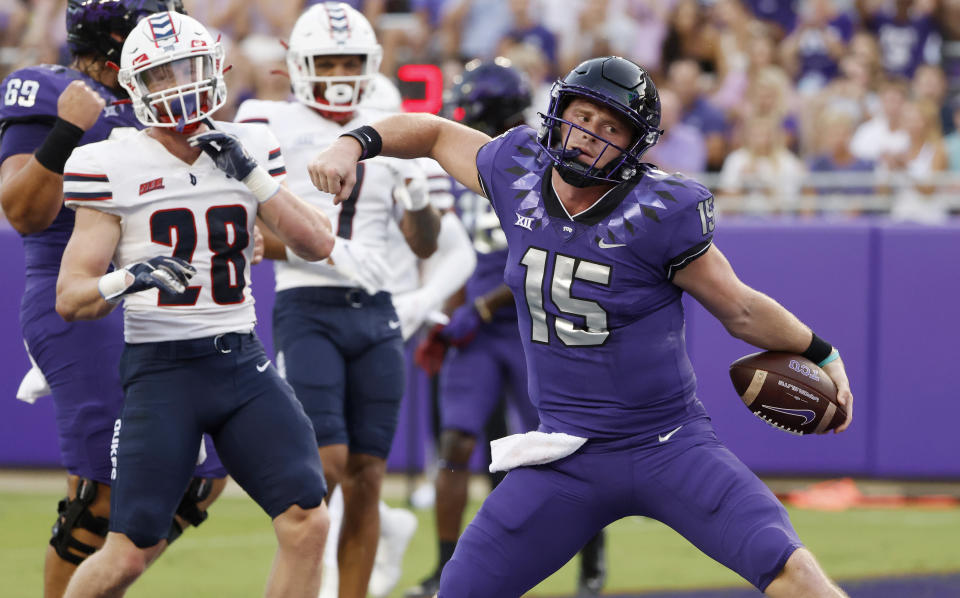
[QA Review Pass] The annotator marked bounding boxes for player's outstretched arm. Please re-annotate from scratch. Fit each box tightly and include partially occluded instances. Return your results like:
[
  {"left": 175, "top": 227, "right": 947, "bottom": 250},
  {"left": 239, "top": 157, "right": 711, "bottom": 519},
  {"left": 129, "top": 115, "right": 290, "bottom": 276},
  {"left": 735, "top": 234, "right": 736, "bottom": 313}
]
[
  {"left": 189, "top": 130, "right": 335, "bottom": 262},
  {"left": 55, "top": 207, "right": 123, "bottom": 321},
  {"left": 308, "top": 113, "right": 491, "bottom": 203},
  {"left": 0, "top": 81, "right": 105, "bottom": 233},
  {"left": 674, "top": 244, "right": 853, "bottom": 432}
]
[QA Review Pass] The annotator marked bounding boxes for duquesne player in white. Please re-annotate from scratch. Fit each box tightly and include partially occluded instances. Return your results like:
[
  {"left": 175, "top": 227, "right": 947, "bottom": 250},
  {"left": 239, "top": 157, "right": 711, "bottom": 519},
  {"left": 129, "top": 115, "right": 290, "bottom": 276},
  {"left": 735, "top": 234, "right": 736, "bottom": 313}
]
[
  {"left": 55, "top": 12, "right": 333, "bottom": 598},
  {"left": 234, "top": 4, "right": 441, "bottom": 598}
]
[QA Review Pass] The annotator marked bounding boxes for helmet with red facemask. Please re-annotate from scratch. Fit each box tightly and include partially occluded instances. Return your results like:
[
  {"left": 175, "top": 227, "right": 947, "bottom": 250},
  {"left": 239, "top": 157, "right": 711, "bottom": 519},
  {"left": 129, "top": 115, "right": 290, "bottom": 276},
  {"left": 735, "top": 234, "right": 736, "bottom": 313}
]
[
  {"left": 286, "top": 2, "right": 383, "bottom": 120},
  {"left": 118, "top": 11, "right": 227, "bottom": 134}
]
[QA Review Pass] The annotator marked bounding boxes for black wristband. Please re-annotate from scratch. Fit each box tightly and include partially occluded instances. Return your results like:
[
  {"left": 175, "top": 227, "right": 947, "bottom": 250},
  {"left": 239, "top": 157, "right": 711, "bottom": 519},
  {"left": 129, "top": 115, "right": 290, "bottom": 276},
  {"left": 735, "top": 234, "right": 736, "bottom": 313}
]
[
  {"left": 801, "top": 332, "right": 833, "bottom": 365},
  {"left": 34, "top": 118, "right": 85, "bottom": 175},
  {"left": 340, "top": 125, "right": 382, "bottom": 160}
]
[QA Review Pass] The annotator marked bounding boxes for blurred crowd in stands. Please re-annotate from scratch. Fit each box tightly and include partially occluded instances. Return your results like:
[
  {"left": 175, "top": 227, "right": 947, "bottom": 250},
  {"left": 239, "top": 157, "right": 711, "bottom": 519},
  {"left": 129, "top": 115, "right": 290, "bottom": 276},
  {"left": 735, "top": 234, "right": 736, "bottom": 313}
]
[{"left": 2, "top": 0, "right": 960, "bottom": 221}]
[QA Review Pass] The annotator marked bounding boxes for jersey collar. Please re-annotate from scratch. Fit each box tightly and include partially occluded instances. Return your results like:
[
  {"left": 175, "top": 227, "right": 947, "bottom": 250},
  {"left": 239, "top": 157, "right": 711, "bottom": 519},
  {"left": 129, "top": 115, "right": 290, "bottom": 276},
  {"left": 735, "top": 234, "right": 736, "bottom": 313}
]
[{"left": 541, "top": 165, "right": 640, "bottom": 226}]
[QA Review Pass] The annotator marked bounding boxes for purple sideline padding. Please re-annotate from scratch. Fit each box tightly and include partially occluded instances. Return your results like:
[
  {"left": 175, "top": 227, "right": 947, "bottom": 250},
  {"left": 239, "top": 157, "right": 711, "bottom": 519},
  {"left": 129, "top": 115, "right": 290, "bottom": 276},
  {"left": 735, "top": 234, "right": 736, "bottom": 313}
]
[{"left": 871, "top": 223, "right": 960, "bottom": 477}]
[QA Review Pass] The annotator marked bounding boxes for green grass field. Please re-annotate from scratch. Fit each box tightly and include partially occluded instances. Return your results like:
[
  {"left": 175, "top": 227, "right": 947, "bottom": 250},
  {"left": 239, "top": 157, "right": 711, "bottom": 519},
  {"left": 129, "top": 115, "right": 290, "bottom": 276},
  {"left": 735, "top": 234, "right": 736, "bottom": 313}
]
[{"left": 2, "top": 485, "right": 959, "bottom": 598}]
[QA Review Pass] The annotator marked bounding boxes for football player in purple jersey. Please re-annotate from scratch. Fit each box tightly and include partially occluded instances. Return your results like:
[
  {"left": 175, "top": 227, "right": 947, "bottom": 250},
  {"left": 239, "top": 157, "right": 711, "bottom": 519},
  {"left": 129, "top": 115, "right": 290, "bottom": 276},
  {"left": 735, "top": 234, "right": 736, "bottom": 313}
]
[
  {"left": 309, "top": 55, "right": 855, "bottom": 597},
  {"left": 0, "top": 2, "right": 227, "bottom": 596},
  {"left": 406, "top": 58, "right": 607, "bottom": 598}
]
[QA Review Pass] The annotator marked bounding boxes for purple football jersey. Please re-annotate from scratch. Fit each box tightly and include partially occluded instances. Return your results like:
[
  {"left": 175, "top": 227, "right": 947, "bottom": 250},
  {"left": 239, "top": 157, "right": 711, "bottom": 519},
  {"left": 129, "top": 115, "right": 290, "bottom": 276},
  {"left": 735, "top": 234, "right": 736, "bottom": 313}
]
[
  {"left": 450, "top": 176, "right": 515, "bottom": 320},
  {"left": 0, "top": 65, "right": 141, "bottom": 308},
  {"left": 476, "top": 127, "right": 716, "bottom": 440}
]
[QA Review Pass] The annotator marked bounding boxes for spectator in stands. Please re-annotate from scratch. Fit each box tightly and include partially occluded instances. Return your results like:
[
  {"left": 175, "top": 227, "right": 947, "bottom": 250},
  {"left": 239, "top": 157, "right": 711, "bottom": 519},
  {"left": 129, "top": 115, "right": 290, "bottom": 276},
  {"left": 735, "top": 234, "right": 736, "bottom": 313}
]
[
  {"left": 622, "top": 0, "right": 674, "bottom": 77},
  {"left": 779, "top": 0, "right": 854, "bottom": 94},
  {"left": 946, "top": 99, "right": 960, "bottom": 171},
  {"left": 549, "top": 0, "right": 640, "bottom": 78},
  {"left": 644, "top": 88, "right": 707, "bottom": 175},
  {"left": 911, "top": 64, "right": 953, "bottom": 136},
  {"left": 667, "top": 58, "right": 729, "bottom": 171},
  {"left": 0, "top": 0, "right": 27, "bottom": 78},
  {"left": 707, "top": 0, "right": 756, "bottom": 111},
  {"left": 711, "top": 19, "right": 780, "bottom": 117},
  {"left": 182, "top": 0, "right": 247, "bottom": 42},
  {"left": 718, "top": 114, "right": 806, "bottom": 214},
  {"left": 442, "top": 0, "right": 513, "bottom": 62},
  {"left": 856, "top": 0, "right": 938, "bottom": 79},
  {"left": 806, "top": 109, "right": 877, "bottom": 213},
  {"left": 661, "top": 0, "right": 719, "bottom": 76},
  {"left": 17, "top": 0, "right": 67, "bottom": 67},
  {"left": 729, "top": 65, "right": 799, "bottom": 152},
  {"left": 850, "top": 77, "right": 910, "bottom": 163},
  {"left": 741, "top": 0, "right": 798, "bottom": 39},
  {"left": 887, "top": 99, "right": 951, "bottom": 223},
  {"left": 498, "top": 0, "right": 557, "bottom": 70}
]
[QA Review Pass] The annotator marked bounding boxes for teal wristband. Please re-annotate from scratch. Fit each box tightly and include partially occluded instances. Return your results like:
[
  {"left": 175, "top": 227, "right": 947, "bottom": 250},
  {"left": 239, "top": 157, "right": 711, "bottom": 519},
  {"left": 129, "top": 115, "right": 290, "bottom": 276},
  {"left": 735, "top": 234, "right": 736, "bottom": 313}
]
[{"left": 818, "top": 349, "right": 840, "bottom": 368}]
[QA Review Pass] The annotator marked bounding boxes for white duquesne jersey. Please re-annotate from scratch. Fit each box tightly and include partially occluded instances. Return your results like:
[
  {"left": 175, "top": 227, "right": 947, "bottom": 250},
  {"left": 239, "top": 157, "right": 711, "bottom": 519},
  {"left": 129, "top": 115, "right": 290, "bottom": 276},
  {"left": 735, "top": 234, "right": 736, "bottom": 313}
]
[
  {"left": 384, "top": 158, "right": 453, "bottom": 295},
  {"left": 235, "top": 100, "right": 418, "bottom": 292},
  {"left": 63, "top": 121, "right": 287, "bottom": 343}
]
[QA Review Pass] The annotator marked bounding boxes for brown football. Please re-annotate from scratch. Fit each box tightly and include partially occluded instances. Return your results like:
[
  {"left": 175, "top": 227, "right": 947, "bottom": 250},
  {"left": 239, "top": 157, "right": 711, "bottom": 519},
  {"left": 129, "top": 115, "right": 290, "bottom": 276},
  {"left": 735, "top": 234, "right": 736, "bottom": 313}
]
[{"left": 729, "top": 351, "right": 846, "bottom": 435}]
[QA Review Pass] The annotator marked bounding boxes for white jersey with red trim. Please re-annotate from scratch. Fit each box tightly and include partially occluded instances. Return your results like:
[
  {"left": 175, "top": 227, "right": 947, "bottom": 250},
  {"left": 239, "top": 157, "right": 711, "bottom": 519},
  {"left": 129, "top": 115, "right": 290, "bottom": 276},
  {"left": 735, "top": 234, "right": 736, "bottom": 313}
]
[
  {"left": 62, "top": 120, "right": 286, "bottom": 343},
  {"left": 235, "top": 100, "right": 419, "bottom": 292}
]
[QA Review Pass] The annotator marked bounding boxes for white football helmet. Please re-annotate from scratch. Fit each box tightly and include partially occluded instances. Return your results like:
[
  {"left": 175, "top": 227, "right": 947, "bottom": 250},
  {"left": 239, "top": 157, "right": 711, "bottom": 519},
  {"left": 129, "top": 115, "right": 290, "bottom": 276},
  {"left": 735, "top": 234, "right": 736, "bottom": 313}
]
[
  {"left": 286, "top": 2, "right": 383, "bottom": 114},
  {"left": 118, "top": 11, "right": 227, "bottom": 131}
]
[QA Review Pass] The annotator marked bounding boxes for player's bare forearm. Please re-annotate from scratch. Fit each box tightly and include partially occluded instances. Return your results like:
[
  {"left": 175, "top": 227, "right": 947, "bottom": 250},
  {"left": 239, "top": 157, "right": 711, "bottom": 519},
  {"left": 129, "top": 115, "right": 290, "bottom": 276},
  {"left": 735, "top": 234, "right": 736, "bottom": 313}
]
[
  {"left": 55, "top": 208, "right": 122, "bottom": 322},
  {"left": 0, "top": 154, "right": 66, "bottom": 234},
  {"left": 401, "top": 204, "right": 441, "bottom": 258},
  {"left": 309, "top": 114, "right": 490, "bottom": 201},
  {"left": 478, "top": 283, "right": 515, "bottom": 314},
  {"left": 258, "top": 187, "right": 334, "bottom": 261},
  {"left": 55, "top": 271, "right": 117, "bottom": 321},
  {"left": 674, "top": 245, "right": 812, "bottom": 352},
  {"left": 255, "top": 217, "right": 288, "bottom": 260}
]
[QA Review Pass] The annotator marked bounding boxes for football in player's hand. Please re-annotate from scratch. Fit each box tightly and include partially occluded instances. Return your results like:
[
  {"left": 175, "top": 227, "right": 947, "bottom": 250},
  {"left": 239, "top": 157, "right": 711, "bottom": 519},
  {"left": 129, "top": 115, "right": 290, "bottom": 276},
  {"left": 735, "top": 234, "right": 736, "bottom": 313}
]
[{"left": 729, "top": 351, "right": 846, "bottom": 435}]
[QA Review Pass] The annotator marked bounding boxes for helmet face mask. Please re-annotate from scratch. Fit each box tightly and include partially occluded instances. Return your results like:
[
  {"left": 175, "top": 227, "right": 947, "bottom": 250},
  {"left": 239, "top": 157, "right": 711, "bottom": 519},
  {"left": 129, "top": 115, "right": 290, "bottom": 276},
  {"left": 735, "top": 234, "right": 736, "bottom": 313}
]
[
  {"left": 66, "top": 0, "right": 186, "bottom": 63},
  {"left": 286, "top": 2, "right": 382, "bottom": 117},
  {"left": 118, "top": 12, "right": 226, "bottom": 132},
  {"left": 442, "top": 58, "right": 532, "bottom": 137},
  {"left": 537, "top": 56, "right": 662, "bottom": 187}
]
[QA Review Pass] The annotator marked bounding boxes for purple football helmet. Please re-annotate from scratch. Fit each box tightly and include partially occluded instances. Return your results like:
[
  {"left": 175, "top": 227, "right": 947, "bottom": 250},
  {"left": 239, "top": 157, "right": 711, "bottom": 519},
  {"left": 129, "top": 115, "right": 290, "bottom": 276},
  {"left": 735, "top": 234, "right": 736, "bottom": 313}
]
[
  {"left": 537, "top": 56, "right": 662, "bottom": 188},
  {"left": 66, "top": 0, "right": 186, "bottom": 62},
  {"left": 442, "top": 58, "right": 532, "bottom": 137}
]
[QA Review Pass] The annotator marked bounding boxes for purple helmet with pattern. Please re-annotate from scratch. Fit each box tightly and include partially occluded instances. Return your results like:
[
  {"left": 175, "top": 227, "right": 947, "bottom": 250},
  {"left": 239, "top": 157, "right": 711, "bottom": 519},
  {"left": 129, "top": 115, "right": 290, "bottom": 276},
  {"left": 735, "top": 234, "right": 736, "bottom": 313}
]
[
  {"left": 442, "top": 58, "right": 531, "bottom": 137},
  {"left": 66, "top": 0, "right": 186, "bottom": 62},
  {"left": 537, "top": 56, "right": 662, "bottom": 188}
]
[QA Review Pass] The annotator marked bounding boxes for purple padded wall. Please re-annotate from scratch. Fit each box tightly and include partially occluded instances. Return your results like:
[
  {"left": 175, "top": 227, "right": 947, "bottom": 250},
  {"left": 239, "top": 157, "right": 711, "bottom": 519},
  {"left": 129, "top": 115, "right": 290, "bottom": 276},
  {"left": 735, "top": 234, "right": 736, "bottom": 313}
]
[
  {"left": 871, "top": 223, "right": 960, "bottom": 477},
  {"left": 0, "top": 228, "right": 60, "bottom": 466}
]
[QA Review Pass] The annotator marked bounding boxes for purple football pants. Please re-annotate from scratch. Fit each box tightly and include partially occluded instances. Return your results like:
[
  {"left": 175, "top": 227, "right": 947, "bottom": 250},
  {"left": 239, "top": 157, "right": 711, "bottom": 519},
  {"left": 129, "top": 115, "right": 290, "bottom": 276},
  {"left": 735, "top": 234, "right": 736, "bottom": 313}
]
[{"left": 438, "top": 418, "right": 801, "bottom": 596}]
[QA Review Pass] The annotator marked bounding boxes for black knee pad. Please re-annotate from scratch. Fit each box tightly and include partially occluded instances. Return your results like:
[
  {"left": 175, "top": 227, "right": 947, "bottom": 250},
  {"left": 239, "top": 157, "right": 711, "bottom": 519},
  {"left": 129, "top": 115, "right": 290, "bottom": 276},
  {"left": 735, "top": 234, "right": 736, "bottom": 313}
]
[
  {"left": 49, "top": 478, "right": 109, "bottom": 566},
  {"left": 167, "top": 477, "right": 214, "bottom": 544}
]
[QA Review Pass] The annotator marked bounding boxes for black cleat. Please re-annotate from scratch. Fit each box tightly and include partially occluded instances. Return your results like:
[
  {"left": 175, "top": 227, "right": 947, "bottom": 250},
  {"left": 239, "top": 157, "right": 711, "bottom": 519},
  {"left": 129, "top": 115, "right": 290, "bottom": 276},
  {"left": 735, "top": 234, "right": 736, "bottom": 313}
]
[
  {"left": 577, "top": 530, "right": 607, "bottom": 597},
  {"left": 404, "top": 572, "right": 441, "bottom": 598}
]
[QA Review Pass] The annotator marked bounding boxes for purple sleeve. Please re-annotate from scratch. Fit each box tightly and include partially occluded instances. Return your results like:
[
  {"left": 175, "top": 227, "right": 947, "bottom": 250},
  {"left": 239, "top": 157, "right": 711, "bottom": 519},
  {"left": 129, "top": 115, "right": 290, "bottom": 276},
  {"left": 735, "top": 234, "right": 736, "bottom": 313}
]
[
  {"left": 662, "top": 187, "right": 715, "bottom": 280},
  {"left": 475, "top": 129, "right": 514, "bottom": 210},
  {"left": 0, "top": 121, "right": 52, "bottom": 165}
]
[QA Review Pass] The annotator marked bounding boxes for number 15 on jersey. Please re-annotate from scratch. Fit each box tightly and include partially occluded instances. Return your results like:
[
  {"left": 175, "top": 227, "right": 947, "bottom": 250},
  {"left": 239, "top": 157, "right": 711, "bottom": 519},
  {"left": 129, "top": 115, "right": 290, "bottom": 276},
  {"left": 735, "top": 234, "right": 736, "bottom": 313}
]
[{"left": 519, "top": 247, "right": 611, "bottom": 348}]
